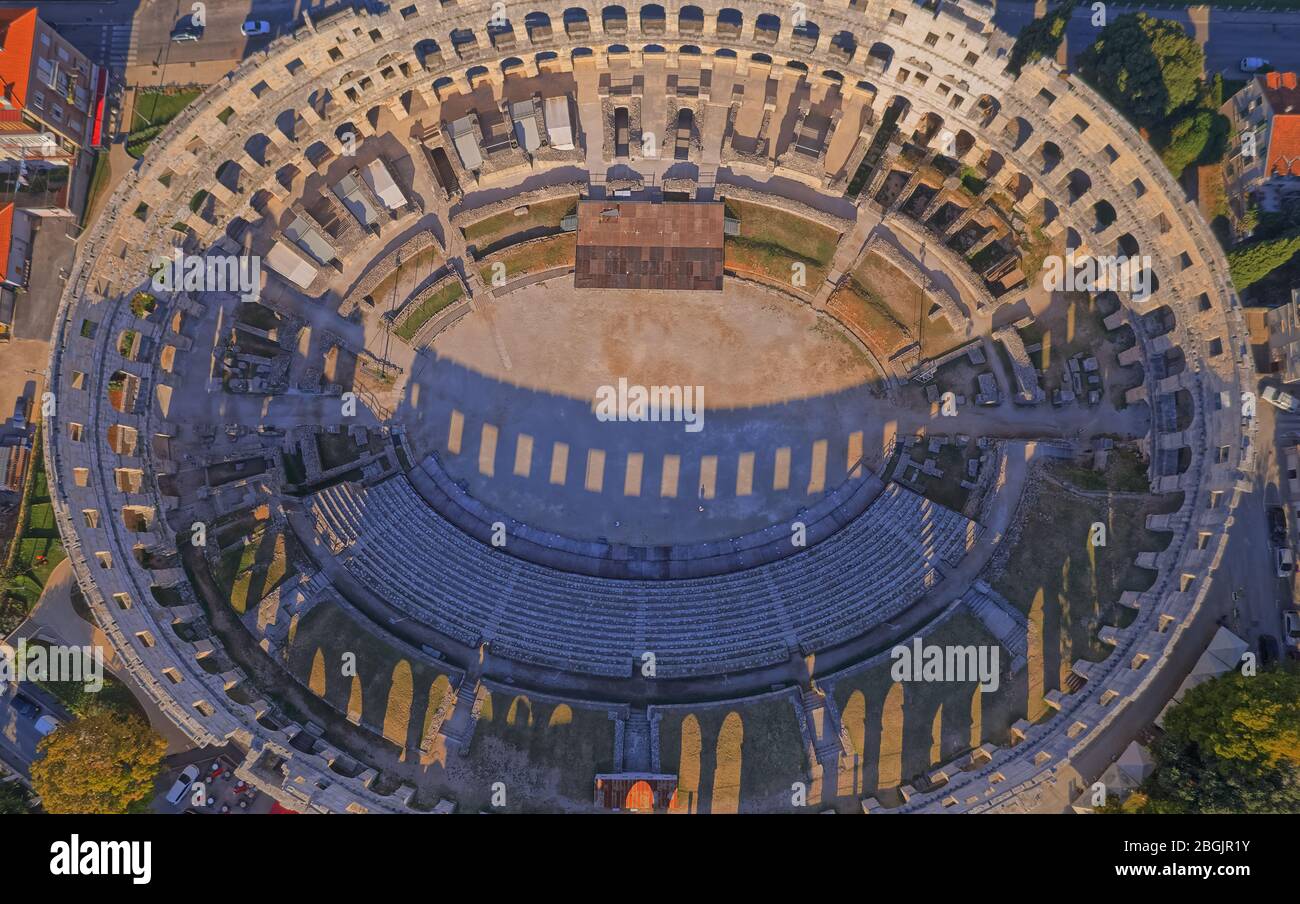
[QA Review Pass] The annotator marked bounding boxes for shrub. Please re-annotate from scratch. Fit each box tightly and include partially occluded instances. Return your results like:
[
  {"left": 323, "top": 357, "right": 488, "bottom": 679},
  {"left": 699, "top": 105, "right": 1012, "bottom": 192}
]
[{"left": 1228, "top": 230, "right": 1300, "bottom": 290}]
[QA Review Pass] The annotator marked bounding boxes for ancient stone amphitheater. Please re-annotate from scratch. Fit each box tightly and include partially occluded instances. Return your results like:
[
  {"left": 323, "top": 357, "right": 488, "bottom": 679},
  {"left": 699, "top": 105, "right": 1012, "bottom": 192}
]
[{"left": 46, "top": 0, "right": 1255, "bottom": 813}]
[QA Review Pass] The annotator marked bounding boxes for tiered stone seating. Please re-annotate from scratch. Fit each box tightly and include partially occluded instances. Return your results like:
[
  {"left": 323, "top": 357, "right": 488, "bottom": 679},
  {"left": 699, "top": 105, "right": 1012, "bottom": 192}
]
[{"left": 308, "top": 475, "right": 982, "bottom": 678}]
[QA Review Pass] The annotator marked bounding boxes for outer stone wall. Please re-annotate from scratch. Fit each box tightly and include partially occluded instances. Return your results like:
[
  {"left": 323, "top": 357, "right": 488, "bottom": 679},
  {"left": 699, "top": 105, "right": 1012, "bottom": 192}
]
[{"left": 44, "top": 0, "right": 1254, "bottom": 813}]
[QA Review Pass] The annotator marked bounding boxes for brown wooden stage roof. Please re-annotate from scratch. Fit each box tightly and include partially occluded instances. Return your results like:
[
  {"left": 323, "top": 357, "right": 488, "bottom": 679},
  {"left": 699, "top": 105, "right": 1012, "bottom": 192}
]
[{"left": 574, "top": 200, "right": 725, "bottom": 291}]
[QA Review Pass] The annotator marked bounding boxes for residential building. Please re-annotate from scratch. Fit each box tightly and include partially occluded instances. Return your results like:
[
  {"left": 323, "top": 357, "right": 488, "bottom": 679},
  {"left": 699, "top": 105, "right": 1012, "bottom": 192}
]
[
  {"left": 1221, "top": 71, "right": 1300, "bottom": 221},
  {"left": 0, "top": 7, "right": 106, "bottom": 162}
]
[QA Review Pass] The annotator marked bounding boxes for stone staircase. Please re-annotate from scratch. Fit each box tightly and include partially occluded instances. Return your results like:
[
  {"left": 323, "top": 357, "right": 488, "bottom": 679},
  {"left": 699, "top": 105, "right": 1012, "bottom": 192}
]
[
  {"left": 622, "top": 710, "right": 653, "bottom": 773},
  {"left": 962, "top": 580, "right": 1028, "bottom": 675},
  {"left": 800, "top": 687, "right": 848, "bottom": 769},
  {"left": 439, "top": 675, "right": 485, "bottom": 755}
]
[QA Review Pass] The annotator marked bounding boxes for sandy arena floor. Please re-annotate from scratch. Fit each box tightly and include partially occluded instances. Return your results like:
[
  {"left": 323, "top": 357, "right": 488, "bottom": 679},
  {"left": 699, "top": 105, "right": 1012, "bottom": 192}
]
[{"left": 395, "top": 279, "right": 887, "bottom": 545}]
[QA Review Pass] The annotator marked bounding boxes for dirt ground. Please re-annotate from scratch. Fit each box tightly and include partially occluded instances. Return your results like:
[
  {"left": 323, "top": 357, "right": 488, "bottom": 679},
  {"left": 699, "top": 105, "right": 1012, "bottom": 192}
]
[
  {"left": 393, "top": 279, "right": 886, "bottom": 545},
  {"left": 427, "top": 280, "right": 877, "bottom": 407}
]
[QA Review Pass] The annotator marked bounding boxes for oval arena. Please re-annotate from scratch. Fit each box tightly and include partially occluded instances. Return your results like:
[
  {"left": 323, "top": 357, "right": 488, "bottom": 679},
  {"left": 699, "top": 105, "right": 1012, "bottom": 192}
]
[{"left": 45, "top": 0, "right": 1254, "bottom": 813}]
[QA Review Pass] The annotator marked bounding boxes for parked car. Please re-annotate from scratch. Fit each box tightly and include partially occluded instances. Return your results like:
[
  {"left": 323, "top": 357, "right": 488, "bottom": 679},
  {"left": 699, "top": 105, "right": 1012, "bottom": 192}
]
[
  {"left": 1261, "top": 385, "right": 1297, "bottom": 411},
  {"left": 8, "top": 693, "right": 40, "bottom": 720},
  {"left": 171, "top": 18, "right": 203, "bottom": 42},
  {"left": 240, "top": 20, "right": 271, "bottom": 36},
  {"left": 1283, "top": 610, "right": 1300, "bottom": 657},
  {"left": 1241, "top": 57, "right": 1270, "bottom": 73},
  {"left": 165, "top": 765, "right": 202, "bottom": 806},
  {"left": 1277, "top": 547, "right": 1294, "bottom": 579},
  {"left": 1268, "top": 505, "right": 1288, "bottom": 543}
]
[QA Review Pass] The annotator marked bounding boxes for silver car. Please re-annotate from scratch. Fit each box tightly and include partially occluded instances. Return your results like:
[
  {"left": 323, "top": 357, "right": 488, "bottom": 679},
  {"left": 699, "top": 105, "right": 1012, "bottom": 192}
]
[
  {"left": 1283, "top": 610, "right": 1300, "bottom": 657},
  {"left": 165, "top": 764, "right": 201, "bottom": 806}
]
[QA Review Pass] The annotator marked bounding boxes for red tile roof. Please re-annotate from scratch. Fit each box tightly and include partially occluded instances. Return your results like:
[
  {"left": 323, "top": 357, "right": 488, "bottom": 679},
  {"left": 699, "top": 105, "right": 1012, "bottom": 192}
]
[
  {"left": 574, "top": 200, "right": 725, "bottom": 291},
  {"left": 1267, "top": 113, "right": 1300, "bottom": 178},
  {"left": 0, "top": 8, "right": 36, "bottom": 114}
]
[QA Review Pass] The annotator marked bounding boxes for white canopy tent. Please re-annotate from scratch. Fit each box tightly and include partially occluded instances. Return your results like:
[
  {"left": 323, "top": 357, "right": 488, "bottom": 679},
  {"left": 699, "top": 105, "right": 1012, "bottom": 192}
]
[
  {"left": 543, "top": 96, "right": 574, "bottom": 150},
  {"left": 264, "top": 240, "right": 318, "bottom": 289},
  {"left": 363, "top": 158, "right": 407, "bottom": 210}
]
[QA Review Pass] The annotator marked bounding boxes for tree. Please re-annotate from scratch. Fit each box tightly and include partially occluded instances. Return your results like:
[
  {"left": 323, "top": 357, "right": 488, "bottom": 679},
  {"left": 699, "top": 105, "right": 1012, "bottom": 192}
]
[
  {"left": 0, "top": 780, "right": 34, "bottom": 814},
  {"left": 1228, "top": 230, "right": 1300, "bottom": 290},
  {"left": 1163, "top": 670, "right": 1300, "bottom": 770},
  {"left": 1160, "top": 110, "right": 1213, "bottom": 178},
  {"left": 1077, "top": 14, "right": 1204, "bottom": 130},
  {"left": 30, "top": 708, "right": 168, "bottom": 814},
  {"left": 1009, "top": 0, "right": 1078, "bottom": 75},
  {"left": 1240, "top": 201, "right": 1260, "bottom": 237},
  {"left": 1133, "top": 670, "right": 1300, "bottom": 814}
]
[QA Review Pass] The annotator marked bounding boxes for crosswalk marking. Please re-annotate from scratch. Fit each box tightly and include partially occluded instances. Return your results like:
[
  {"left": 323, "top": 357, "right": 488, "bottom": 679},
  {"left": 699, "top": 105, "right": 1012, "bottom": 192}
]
[
  {"left": 736, "top": 451, "right": 754, "bottom": 497},
  {"left": 513, "top": 433, "right": 533, "bottom": 478},
  {"left": 549, "top": 441, "right": 569, "bottom": 485},
  {"left": 808, "top": 439, "right": 827, "bottom": 494},
  {"left": 478, "top": 424, "right": 498, "bottom": 477},
  {"left": 585, "top": 448, "right": 605, "bottom": 492},
  {"left": 773, "top": 447, "right": 791, "bottom": 490},
  {"left": 660, "top": 454, "right": 680, "bottom": 498},
  {"left": 100, "top": 24, "right": 133, "bottom": 68},
  {"left": 848, "top": 430, "right": 864, "bottom": 479},
  {"left": 699, "top": 455, "right": 717, "bottom": 500},
  {"left": 624, "top": 452, "right": 643, "bottom": 497},
  {"left": 447, "top": 410, "right": 464, "bottom": 454}
]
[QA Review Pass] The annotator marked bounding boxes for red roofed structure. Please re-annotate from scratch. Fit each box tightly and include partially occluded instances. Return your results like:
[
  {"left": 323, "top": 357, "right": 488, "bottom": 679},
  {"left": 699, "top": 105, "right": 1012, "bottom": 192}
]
[
  {"left": 0, "top": 9, "right": 37, "bottom": 114},
  {"left": 0, "top": 7, "right": 98, "bottom": 161},
  {"left": 1262, "top": 72, "right": 1300, "bottom": 178},
  {"left": 1221, "top": 71, "right": 1300, "bottom": 224}
]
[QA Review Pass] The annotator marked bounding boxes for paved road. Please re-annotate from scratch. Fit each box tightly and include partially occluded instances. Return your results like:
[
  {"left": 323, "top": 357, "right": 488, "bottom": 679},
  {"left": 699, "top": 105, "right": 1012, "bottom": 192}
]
[
  {"left": 994, "top": 1, "right": 1300, "bottom": 75},
  {"left": 32, "top": 1, "right": 1300, "bottom": 82},
  {"left": 28, "top": 0, "right": 316, "bottom": 72},
  {"left": 0, "top": 682, "right": 71, "bottom": 779}
]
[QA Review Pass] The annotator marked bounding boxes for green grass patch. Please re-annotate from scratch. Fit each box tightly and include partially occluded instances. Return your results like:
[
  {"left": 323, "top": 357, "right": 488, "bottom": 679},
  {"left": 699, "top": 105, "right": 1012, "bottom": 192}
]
[
  {"left": 130, "top": 292, "right": 157, "bottom": 318},
  {"left": 830, "top": 611, "right": 1016, "bottom": 804},
  {"left": 365, "top": 245, "right": 441, "bottom": 307},
  {"left": 994, "top": 465, "right": 1177, "bottom": 670},
  {"left": 960, "top": 166, "right": 988, "bottom": 196},
  {"left": 829, "top": 277, "right": 912, "bottom": 356},
  {"left": 463, "top": 196, "right": 577, "bottom": 253},
  {"left": 126, "top": 89, "right": 199, "bottom": 159},
  {"left": 474, "top": 693, "right": 615, "bottom": 807},
  {"left": 849, "top": 252, "right": 962, "bottom": 359},
  {"left": 2, "top": 429, "right": 64, "bottom": 627},
  {"left": 1051, "top": 448, "right": 1149, "bottom": 494},
  {"left": 20, "top": 640, "right": 146, "bottom": 719},
  {"left": 657, "top": 696, "right": 808, "bottom": 813},
  {"left": 722, "top": 198, "right": 839, "bottom": 291},
  {"left": 134, "top": 89, "right": 200, "bottom": 127},
  {"left": 394, "top": 281, "right": 465, "bottom": 342},
  {"left": 81, "top": 150, "right": 111, "bottom": 228},
  {"left": 214, "top": 527, "right": 292, "bottom": 616},
  {"left": 478, "top": 233, "right": 576, "bottom": 284}
]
